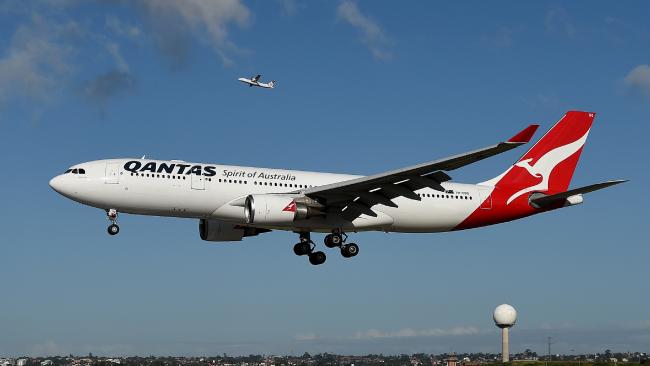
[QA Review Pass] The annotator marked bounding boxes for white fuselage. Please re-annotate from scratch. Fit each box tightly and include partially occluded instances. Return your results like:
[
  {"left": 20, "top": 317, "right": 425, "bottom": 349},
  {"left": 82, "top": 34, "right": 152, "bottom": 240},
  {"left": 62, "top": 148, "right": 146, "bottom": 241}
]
[
  {"left": 49, "top": 159, "right": 488, "bottom": 233},
  {"left": 237, "top": 78, "right": 274, "bottom": 88}
]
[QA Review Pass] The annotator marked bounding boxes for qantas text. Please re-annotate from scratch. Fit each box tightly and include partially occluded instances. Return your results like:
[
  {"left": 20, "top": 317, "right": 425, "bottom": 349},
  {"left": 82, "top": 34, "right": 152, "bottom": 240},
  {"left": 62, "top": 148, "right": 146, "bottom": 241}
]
[
  {"left": 124, "top": 161, "right": 217, "bottom": 177},
  {"left": 124, "top": 161, "right": 297, "bottom": 180}
]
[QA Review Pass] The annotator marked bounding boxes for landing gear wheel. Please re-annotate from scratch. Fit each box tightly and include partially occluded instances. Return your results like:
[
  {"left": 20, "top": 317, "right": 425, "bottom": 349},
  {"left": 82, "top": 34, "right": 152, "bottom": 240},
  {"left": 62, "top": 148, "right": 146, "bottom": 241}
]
[
  {"left": 107, "top": 224, "right": 120, "bottom": 236},
  {"left": 324, "top": 233, "right": 343, "bottom": 248},
  {"left": 308, "top": 251, "right": 326, "bottom": 265},
  {"left": 341, "top": 243, "right": 359, "bottom": 258},
  {"left": 293, "top": 242, "right": 311, "bottom": 256}
]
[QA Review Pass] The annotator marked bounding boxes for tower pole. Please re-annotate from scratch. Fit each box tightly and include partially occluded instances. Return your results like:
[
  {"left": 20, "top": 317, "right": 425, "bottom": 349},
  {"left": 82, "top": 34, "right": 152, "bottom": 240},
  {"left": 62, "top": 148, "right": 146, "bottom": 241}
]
[{"left": 502, "top": 327, "right": 509, "bottom": 362}]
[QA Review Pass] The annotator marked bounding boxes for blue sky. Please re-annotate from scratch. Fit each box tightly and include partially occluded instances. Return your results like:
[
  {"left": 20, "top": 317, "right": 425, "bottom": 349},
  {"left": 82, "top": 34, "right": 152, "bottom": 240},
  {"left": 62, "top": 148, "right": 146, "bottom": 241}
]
[{"left": 0, "top": 0, "right": 649, "bottom": 357}]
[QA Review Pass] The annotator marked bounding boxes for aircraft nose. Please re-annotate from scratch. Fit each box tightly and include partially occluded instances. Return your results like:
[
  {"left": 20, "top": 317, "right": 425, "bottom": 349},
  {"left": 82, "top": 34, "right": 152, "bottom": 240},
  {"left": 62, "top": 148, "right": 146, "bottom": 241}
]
[{"left": 49, "top": 175, "right": 65, "bottom": 194}]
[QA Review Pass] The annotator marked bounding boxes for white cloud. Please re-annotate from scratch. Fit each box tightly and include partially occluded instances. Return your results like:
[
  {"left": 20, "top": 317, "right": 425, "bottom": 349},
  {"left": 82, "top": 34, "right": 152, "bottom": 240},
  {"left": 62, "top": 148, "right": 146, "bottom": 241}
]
[
  {"left": 623, "top": 64, "right": 650, "bottom": 97},
  {"left": 135, "top": 0, "right": 251, "bottom": 66},
  {"left": 82, "top": 70, "right": 135, "bottom": 112},
  {"left": 106, "top": 42, "right": 129, "bottom": 72},
  {"left": 337, "top": 1, "right": 392, "bottom": 60},
  {"left": 278, "top": 0, "right": 301, "bottom": 16},
  {"left": 0, "top": 0, "right": 253, "bottom": 115},
  {"left": 0, "top": 15, "right": 75, "bottom": 105},
  {"left": 353, "top": 326, "right": 480, "bottom": 339},
  {"left": 82, "top": 43, "right": 135, "bottom": 112},
  {"left": 106, "top": 15, "right": 143, "bottom": 41},
  {"left": 545, "top": 8, "right": 576, "bottom": 39}
]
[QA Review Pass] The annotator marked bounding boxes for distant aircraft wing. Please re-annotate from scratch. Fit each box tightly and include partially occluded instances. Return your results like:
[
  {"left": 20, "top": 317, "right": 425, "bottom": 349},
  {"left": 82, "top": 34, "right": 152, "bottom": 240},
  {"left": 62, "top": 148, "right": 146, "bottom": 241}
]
[
  {"left": 253, "top": 74, "right": 261, "bottom": 82},
  {"left": 301, "top": 124, "right": 539, "bottom": 220}
]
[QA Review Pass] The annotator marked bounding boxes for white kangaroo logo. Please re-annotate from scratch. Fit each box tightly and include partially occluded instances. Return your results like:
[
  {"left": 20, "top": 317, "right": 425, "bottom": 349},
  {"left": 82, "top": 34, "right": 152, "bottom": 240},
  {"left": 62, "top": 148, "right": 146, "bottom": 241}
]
[{"left": 506, "top": 130, "right": 590, "bottom": 205}]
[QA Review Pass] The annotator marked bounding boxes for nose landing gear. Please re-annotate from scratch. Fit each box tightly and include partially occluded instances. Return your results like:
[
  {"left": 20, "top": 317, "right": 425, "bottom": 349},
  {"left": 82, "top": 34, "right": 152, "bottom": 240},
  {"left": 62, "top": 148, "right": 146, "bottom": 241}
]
[{"left": 106, "top": 209, "right": 119, "bottom": 235}]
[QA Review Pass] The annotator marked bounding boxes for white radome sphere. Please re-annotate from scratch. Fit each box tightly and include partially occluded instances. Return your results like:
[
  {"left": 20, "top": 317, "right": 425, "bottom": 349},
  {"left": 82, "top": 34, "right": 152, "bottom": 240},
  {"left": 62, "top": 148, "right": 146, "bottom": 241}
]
[{"left": 493, "top": 304, "right": 517, "bottom": 328}]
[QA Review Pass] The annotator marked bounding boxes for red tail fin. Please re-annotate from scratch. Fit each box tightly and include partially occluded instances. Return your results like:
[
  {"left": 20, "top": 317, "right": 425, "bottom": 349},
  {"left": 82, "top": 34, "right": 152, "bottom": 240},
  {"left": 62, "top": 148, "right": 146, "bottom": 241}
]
[{"left": 484, "top": 111, "right": 595, "bottom": 204}]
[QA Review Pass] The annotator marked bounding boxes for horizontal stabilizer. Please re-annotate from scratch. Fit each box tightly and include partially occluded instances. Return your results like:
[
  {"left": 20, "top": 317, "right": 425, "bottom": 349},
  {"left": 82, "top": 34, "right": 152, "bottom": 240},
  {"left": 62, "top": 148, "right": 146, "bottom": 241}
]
[{"left": 530, "top": 180, "right": 627, "bottom": 208}]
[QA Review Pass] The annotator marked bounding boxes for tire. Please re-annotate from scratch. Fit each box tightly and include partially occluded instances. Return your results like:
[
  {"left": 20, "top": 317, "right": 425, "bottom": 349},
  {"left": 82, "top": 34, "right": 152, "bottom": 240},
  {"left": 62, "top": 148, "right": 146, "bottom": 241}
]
[
  {"left": 107, "top": 224, "right": 119, "bottom": 236},
  {"left": 324, "top": 234, "right": 340, "bottom": 248},
  {"left": 341, "top": 243, "right": 359, "bottom": 258},
  {"left": 309, "top": 251, "right": 326, "bottom": 265},
  {"left": 293, "top": 242, "right": 310, "bottom": 256}
]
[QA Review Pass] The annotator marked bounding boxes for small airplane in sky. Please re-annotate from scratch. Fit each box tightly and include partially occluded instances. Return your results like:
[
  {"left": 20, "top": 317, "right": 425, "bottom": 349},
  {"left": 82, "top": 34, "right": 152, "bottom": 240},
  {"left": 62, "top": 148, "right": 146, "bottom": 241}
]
[{"left": 238, "top": 74, "right": 275, "bottom": 89}]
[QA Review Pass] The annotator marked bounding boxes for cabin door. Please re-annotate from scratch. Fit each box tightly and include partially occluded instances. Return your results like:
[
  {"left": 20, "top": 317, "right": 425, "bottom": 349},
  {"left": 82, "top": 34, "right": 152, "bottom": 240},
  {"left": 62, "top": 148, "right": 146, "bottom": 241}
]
[
  {"left": 191, "top": 174, "right": 205, "bottom": 190},
  {"left": 105, "top": 162, "right": 120, "bottom": 184}
]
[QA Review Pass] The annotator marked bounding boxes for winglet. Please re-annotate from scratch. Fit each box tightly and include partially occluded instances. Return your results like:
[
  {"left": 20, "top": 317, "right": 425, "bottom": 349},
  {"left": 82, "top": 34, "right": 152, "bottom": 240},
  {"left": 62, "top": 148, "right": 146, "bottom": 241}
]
[{"left": 507, "top": 124, "right": 539, "bottom": 143}]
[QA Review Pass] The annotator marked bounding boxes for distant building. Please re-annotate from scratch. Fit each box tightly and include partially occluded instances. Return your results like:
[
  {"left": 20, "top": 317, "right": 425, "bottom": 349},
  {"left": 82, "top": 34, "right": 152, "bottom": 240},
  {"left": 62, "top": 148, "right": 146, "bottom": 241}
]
[
  {"left": 446, "top": 353, "right": 458, "bottom": 366},
  {"left": 16, "top": 360, "right": 27, "bottom": 366},
  {"left": 41, "top": 360, "right": 53, "bottom": 366}
]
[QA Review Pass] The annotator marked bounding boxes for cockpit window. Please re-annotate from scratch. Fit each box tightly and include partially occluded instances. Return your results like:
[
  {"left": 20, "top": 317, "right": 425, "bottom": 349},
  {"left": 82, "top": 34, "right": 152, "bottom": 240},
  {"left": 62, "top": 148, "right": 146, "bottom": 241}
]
[
  {"left": 78, "top": 168, "right": 86, "bottom": 174},
  {"left": 65, "top": 169, "right": 72, "bottom": 173},
  {"left": 71, "top": 169, "right": 78, "bottom": 174}
]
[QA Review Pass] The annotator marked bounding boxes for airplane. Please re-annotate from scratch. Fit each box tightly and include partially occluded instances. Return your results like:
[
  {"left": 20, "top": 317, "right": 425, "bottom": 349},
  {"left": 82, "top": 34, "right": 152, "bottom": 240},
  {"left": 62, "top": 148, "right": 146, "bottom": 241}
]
[
  {"left": 49, "top": 111, "right": 625, "bottom": 265},
  {"left": 238, "top": 74, "right": 275, "bottom": 89}
]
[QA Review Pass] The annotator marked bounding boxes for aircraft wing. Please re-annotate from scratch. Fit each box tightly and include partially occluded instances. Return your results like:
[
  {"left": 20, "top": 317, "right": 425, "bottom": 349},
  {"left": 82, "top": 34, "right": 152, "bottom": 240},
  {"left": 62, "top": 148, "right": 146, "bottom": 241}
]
[
  {"left": 302, "top": 124, "right": 539, "bottom": 220},
  {"left": 529, "top": 180, "right": 627, "bottom": 208},
  {"left": 253, "top": 74, "right": 261, "bottom": 82}
]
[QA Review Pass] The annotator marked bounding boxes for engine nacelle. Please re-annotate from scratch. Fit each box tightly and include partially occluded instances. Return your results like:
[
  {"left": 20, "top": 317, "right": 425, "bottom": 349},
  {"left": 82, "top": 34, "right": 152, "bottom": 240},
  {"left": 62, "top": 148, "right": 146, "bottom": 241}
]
[
  {"left": 199, "top": 219, "right": 268, "bottom": 242},
  {"left": 244, "top": 194, "right": 312, "bottom": 225}
]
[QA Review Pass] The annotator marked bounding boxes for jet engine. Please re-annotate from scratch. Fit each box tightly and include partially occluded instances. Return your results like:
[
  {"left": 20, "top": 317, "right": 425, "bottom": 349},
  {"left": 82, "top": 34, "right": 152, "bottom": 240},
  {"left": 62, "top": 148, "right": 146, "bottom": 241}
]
[
  {"left": 244, "top": 194, "right": 317, "bottom": 225},
  {"left": 199, "top": 219, "right": 269, "bottom": 242}
]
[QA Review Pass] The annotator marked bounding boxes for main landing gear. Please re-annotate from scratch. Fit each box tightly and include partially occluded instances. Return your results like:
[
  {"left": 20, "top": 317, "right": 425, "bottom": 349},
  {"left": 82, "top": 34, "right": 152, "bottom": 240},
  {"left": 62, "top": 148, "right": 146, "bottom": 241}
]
[
  {"left": 293, "top": 231, "right": 359, "bottom": 265},
  {"left": 293, "top": 232, "right": 326, "bottom": 265},
  {"left": 106, "top": 209, "right": 119, "bottom": 236},
  {"left": 324, "top": 231, "right": 359, "bottom": 258}
]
